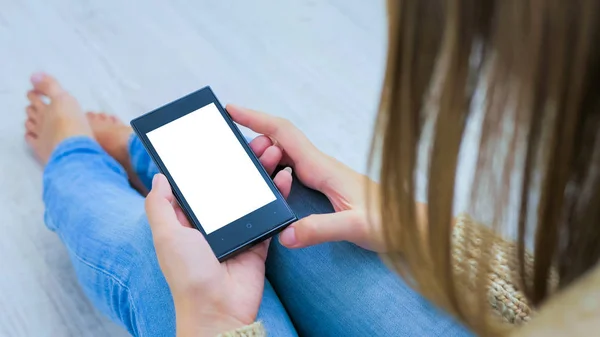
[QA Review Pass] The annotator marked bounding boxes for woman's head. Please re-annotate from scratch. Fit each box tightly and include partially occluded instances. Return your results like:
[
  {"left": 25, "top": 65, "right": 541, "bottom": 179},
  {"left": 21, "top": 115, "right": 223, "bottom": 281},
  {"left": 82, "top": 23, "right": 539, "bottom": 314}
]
[{"left": 373, "top": 1, "right": 600, "bottom": 335}]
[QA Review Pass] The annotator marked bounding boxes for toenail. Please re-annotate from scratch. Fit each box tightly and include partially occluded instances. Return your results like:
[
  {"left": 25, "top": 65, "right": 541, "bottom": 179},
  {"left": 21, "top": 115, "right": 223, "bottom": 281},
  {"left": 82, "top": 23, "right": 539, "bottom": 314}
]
[{"left": 31, "top": 72, "right": 45, "bottom": 84}]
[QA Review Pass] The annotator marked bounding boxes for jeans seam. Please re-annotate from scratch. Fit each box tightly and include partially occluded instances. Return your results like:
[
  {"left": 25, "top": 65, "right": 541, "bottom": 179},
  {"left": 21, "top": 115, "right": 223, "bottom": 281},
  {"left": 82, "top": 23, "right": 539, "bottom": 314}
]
[
  {"left": 70, "top": 250, "right": 143, "bottom": 336},
  {"left": 71, "top": 251, "right": 129, "bottom": 290},
  {"left": 128, "top": 291, "right": 143, "bottom": 337}
]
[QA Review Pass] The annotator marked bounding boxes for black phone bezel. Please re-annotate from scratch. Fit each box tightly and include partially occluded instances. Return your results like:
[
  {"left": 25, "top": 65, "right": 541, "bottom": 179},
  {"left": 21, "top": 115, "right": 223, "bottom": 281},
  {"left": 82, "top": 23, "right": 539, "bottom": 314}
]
[{"left": 130, "top": 86, "right": 296, "bottom": 261}]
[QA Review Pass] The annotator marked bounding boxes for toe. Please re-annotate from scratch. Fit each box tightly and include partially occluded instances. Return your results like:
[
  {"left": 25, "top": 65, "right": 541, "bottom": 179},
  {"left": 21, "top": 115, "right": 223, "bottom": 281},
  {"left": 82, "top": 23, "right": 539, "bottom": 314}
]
[
  {"left": 87, "top": 111, "right": 107, "bottom": 123},
  {"left": 26, "top": 106, "right": 38, "bottom": 121},
  {"left": 25, "top": 119, "right": 36, "bottom": 133},
  {"left": 25, "top": 133, "right": 37, "bottom": 147},
  {"left": 27, "top": 91, "right": 46, "bottom": 110},
  {"left": 31, "top": 72, "right": 65, "bottom": 98},
  {"left": 25, "top": 131, "right": 37, "bottom": 141}
]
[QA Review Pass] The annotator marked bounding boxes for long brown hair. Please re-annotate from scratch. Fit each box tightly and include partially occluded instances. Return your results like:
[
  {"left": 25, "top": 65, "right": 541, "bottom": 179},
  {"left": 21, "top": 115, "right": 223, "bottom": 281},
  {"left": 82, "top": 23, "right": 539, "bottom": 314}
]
[{"left": 372, "top": 1, "right": 600, "bottom": 335}]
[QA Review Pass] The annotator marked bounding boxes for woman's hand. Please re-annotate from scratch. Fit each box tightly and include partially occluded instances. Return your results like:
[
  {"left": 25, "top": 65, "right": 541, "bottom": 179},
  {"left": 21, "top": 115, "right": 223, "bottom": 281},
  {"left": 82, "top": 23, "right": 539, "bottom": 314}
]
[
  {"left": 227, "top": 104, "right": 385, "bottom": 252},
  {"left": 145, "top": 137, "right": 292, "bottom": 336}
]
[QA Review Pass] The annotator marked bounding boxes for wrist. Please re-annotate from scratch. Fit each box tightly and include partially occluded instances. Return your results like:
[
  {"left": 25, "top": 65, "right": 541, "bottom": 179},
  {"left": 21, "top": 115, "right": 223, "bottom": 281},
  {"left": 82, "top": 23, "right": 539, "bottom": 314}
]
[{"left": 174, "top": 297, "right": 247, "bottom": 337}]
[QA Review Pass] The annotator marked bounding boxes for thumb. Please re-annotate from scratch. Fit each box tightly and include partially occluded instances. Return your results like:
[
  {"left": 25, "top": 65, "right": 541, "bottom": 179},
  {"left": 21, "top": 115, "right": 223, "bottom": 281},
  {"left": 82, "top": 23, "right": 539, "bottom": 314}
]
[
  {"left": 145, "top": 174, "right": 180, "bottom": 234},
  {"left": 279, "top": 211, "right": 366, "bottom": 248}
]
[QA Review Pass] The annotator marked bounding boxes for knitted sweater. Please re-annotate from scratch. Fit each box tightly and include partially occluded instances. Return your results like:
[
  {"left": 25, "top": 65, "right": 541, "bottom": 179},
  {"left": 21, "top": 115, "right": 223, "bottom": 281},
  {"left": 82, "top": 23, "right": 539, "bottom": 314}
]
[{"left": 220, "top": 214, "right": 532, "bottom": 336}]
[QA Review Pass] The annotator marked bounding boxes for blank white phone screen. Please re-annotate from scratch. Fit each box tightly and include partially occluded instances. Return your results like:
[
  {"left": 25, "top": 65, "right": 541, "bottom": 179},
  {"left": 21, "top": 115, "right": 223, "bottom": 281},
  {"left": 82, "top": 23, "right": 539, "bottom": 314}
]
[{"left": 147, "top": 103, "right": 276, "bottom": 234}]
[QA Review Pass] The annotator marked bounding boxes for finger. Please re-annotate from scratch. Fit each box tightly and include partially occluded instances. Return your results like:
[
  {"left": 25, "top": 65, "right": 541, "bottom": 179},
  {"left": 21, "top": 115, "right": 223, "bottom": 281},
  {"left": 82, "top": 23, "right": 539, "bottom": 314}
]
[
  {"left": 259, "top": 146, "right": 282, "bottom": 175},
  {"left": 249, "top": 135, "right": 273, "bottom": 157},
  {"left": 172, "top": 202, "right": 193, "bottom": 228},
  {"left": 228, "top": 238, "right": 271, "bottom": 267},
  {"left": 227, "top": 104, "right": 322, "bottom": 186},
  {"left": 273, "top": 168, "right": 293, "bottom": 199},
  {"left": 249, "top": 238, "right": 271, "bottom": 261},
  {"left": 227, "top": 104, "right": 283, "bottom": 137},
  {"left": 279, "top": 211, "right": 365, "bottom": 248},
  {"left": 145, "top": 174, "right": 180, "bottom": 233},
  {"left": 227, "top": 104, "right": 308, "bottom": 150}
]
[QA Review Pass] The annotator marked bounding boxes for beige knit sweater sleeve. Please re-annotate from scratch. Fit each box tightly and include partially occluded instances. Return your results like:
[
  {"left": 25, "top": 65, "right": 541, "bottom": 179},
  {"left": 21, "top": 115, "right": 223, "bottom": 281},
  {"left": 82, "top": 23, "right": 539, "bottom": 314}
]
[
  {"left": 222, "top": 214, "right": 533, "bottom": 336},
  {"left": 452, "top": 214, "right": 533, "bottom": 325},
  {"left": 217, "top": 322, "right": 266, "bottom": 337}
]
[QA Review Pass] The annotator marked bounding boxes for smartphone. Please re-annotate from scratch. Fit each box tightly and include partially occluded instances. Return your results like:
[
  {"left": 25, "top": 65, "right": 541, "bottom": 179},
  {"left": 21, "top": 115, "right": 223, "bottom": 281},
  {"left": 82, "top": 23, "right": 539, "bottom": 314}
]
[{"left": 130, "top": 87, "right": 297, "bottom": 261}]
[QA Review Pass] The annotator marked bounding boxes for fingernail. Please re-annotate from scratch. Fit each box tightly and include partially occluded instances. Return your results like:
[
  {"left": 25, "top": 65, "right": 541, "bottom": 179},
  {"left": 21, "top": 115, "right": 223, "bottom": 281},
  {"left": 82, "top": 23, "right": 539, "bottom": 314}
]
[
  {"left": 279, "top": 227, "right": 297, "bottom": 246},
  {"left": 31, "top": 72, "right": 45, "bottom": 84},
  {"left": 283, "top": 167, "right": 293, "bottom": 175}
]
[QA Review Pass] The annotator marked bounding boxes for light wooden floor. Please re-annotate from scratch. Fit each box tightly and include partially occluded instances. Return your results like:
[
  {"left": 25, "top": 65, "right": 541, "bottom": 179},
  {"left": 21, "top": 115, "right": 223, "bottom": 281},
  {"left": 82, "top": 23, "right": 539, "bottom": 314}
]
[{"left": 0, "top": 1, "right": 386, "bottom": 335}]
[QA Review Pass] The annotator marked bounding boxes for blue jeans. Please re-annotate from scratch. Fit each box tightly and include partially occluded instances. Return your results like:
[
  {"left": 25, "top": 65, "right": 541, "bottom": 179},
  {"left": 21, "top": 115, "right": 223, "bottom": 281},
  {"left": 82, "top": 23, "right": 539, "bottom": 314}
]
[{"left": 42, "top": 135, "right": 472, "bottom": 336}]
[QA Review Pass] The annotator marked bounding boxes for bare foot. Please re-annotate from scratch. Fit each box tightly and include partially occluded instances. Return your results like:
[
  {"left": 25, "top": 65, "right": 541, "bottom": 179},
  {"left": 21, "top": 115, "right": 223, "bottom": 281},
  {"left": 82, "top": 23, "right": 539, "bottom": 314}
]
[
  {"left": 86, "top": 112, "right": 132, "bottom": 167},
  {"left": 86, "top": 112, "right": 148, "bottom": 195},
  {"left": 25, "top": 73, "right": 93, "bottom": 165}
]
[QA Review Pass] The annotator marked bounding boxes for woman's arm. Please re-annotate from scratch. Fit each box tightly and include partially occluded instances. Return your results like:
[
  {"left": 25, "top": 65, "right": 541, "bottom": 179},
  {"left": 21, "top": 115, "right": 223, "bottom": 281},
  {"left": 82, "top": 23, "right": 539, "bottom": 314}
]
[{"left": 144, "top": 132, "right": 295, "bottom": 336}]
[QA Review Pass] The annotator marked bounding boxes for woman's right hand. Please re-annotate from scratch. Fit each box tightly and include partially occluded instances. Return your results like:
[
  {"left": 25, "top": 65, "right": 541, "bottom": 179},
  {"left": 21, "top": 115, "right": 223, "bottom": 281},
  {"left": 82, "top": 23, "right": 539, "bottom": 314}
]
[{"left": 227, "top": 104, "right": 386, "bottom": 252}]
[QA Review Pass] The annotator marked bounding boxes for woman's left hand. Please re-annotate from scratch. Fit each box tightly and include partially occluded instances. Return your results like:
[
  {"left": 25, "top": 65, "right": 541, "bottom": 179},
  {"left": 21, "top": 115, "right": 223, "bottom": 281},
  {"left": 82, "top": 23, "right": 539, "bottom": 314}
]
[{"left": 145, "top": 137, "right": 292, "bottom": 336}]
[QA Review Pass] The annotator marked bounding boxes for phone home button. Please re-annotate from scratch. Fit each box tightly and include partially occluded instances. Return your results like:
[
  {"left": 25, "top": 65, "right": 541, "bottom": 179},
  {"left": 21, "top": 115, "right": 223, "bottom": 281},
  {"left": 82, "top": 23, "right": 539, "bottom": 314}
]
[{"left": 246, "top": 223, "right": 253, "bottom": 229}]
